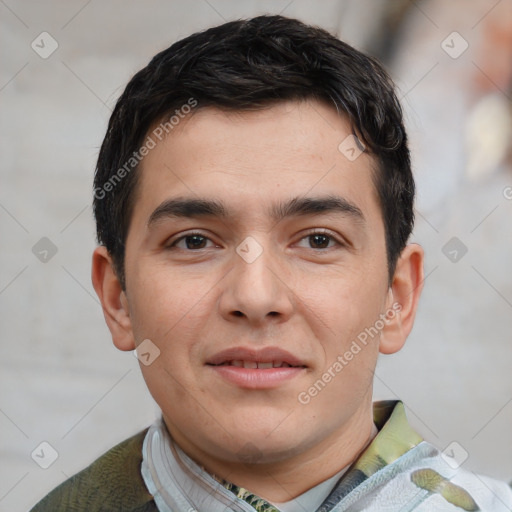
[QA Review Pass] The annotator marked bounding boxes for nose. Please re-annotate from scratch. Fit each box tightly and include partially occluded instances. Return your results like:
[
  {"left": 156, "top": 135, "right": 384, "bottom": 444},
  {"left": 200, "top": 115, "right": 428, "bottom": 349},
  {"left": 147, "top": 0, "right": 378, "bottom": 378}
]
[{"left": 218, "top": 240, "right": 294, "bottom": 327}]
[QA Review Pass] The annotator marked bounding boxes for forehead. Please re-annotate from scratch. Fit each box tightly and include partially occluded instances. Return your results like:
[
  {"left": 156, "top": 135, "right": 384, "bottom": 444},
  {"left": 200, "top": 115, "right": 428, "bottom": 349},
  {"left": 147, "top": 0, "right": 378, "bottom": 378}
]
[{"left": 132, "top": 100, "right": 383, "bottom": 230}]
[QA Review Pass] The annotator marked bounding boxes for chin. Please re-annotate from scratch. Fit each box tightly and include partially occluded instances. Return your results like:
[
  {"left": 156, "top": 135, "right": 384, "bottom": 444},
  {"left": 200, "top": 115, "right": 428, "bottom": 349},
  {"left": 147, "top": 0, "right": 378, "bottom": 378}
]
[
  {"left": 211, "top": 418, "right": 312, "bottom": 463},
  {"left": 219, "top": 437, "right": 304, "bottom": 466}
]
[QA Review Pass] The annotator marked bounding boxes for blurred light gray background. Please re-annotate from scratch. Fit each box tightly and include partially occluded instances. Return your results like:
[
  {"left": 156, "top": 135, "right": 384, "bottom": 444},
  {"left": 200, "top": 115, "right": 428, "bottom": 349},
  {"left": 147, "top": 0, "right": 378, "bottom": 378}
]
[{"left": 1, "top": 1, "right": 512, "bottom": 510}]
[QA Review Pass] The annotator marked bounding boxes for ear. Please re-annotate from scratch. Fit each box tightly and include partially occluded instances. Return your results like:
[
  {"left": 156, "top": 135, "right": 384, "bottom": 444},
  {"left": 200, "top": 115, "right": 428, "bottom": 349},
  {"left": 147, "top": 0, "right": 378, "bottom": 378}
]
[
  {"left": 379, "top": 243, "right": 424, "bottom": 355},
  {"left": 91, "top": 246, "right": 135, "bottom": 351}
]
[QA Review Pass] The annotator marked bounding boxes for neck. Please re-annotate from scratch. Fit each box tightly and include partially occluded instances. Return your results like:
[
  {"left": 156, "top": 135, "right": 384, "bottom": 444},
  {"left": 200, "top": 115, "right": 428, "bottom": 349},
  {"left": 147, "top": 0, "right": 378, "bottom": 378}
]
[{"left": 165, "top": 399, "right": 377, "bottom": 503}]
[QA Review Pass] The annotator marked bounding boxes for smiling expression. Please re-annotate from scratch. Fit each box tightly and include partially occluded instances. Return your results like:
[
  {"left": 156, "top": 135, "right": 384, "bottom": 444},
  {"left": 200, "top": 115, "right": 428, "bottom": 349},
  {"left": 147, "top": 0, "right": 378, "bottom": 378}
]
[{"left": 95, "top": 99, "right": 421, "bottom": 482}]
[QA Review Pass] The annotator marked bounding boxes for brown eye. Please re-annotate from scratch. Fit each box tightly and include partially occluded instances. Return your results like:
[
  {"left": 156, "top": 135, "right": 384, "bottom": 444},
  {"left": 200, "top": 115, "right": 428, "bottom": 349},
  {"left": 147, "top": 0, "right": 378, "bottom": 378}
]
[
  {"left": 170, "top": 233, "right": 215, "bottom": 250},
  {"left": 308, "top": 234, "right": 332, "bottom": 249},
  {"left": 296, "top": 230, "right": 341, "bottom": 250},
  {"left": 184, "top": 235, "right": 207, "bottom": 249}
]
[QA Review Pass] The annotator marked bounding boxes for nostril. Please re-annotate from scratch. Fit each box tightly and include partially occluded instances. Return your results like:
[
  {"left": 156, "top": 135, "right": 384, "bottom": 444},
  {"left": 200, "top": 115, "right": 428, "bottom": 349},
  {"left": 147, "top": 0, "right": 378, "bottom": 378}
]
[{"left": 233, "top": 311, "right": 244, "bottom": 317}]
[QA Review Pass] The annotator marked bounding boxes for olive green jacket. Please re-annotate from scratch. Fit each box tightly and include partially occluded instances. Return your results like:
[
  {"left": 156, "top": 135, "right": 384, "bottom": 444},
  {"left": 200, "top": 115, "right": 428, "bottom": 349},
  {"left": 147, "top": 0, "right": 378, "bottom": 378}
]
[
  {"left": 30, "top": 429, "right": 157, "bottom": 512},
  {"left": 30, "top": 402, "right": 512, "bottom": 511}
]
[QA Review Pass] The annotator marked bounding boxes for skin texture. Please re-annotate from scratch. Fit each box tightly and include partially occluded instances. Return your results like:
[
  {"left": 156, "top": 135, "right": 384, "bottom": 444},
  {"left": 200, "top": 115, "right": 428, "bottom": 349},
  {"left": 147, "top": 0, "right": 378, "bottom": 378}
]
[{"left": 92, "top": 99, "right": 424, "bottom": 503}]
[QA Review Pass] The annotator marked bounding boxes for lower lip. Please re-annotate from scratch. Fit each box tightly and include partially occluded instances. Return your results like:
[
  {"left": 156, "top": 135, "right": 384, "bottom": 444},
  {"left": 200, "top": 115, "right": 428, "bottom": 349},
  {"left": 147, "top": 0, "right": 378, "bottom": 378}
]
[{"left": 208, "top": 365, "right": 306, "bottom": 389}]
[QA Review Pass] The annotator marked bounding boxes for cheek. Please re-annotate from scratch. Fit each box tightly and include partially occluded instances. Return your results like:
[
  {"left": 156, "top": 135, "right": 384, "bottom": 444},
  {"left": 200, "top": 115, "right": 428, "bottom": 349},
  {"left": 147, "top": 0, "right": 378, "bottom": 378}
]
[
  {"left": 301, "top": 280, "right": 381, "bottom": 406},
  {"left": 127, "top": 287, "right": 217, "bottom": 399},
  {"left": 128, "top": 261, "right": 216, "bottom": 340},
  {"left": 296, "top": 266, "right": 386, "bottom": 347}
]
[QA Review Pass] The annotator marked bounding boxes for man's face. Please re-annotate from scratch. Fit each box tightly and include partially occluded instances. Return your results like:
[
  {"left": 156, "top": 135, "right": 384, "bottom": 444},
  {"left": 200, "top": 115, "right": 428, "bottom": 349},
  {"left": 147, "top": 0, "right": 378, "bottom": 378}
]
[{"left": 122, "top": 100, "right": 393, "bottom": 466}]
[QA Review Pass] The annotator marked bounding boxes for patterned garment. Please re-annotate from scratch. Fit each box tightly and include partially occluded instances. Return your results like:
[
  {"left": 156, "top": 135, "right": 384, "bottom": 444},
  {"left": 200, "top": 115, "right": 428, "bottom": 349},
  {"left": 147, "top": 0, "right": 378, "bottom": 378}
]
[
  {"left": 215, "top": 400, "right": 419, "bottom": 511},
  {"left": 218, "top": 401, "right": 512, "bottom": 512},
  {"left": 223, "top": 485, "right": 281, "bottom": 512},
  {"left": 30, "top": 400, "right": 512, "bottom": 511}
]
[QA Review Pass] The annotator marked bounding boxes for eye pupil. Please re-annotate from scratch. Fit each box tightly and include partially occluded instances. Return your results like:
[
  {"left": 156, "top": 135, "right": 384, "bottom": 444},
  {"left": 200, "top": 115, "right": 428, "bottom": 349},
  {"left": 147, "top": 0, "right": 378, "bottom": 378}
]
[
  {"left": 310, "top": 234, "right": 330, "bottom": 249},
  {"left": 186, "top": 235, "right": 206, "bottom": 249}
]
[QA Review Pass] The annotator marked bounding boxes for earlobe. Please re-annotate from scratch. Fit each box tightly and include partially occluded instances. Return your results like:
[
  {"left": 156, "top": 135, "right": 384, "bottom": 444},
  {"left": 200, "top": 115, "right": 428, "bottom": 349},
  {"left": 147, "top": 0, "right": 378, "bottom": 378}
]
[
  {"left": 91, "top": 246, "right": 136, "bottom": 351},
  {"left": 379, "top": 243, "right": 424, "bottom": 355}
]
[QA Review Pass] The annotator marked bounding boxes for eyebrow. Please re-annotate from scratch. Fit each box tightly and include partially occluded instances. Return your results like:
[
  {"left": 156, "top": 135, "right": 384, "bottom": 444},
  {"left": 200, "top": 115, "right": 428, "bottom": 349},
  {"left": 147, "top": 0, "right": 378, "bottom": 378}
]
[{"left": 147, "top": 195, "right": 365, "bottom": 227}]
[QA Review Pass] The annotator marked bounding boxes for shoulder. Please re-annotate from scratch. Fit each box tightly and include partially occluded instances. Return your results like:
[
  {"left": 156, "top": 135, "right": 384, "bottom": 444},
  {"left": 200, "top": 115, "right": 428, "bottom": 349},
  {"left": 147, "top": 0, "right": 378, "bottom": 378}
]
[
  {"left": 30, "top": 428, "right": 157, "bottom": 512},
  {"left": 366, "top": 402, "right": 512, "bottom": 510},
  {"left": 404, "top": 441, "right": 512, "bottom": 511},
  {"left": 445, "top": 464, "right": 512, "bottom": 511}
]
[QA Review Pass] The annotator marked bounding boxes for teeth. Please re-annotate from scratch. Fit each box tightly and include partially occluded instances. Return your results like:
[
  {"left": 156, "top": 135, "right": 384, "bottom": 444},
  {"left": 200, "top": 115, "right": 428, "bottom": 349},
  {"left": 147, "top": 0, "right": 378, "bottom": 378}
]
[{"left": 222, "top": 360, "right": 297, "bottom": 368}]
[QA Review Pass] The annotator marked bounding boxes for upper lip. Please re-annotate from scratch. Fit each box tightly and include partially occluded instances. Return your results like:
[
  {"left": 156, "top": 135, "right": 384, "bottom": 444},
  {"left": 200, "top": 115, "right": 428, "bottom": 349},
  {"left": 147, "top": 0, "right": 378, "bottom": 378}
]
[{"left": 206, "top": 347, "right": 307, "bottom": 367}]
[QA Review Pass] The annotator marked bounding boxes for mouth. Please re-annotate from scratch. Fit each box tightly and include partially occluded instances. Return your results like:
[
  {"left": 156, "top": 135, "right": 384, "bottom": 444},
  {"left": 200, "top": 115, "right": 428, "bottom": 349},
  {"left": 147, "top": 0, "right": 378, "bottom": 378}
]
[
  {"left": 206, "top": 347, "right": 307, "bottom": 389},
  {"left": 208, "top": 360, "right": 303, "bottom": 369}
]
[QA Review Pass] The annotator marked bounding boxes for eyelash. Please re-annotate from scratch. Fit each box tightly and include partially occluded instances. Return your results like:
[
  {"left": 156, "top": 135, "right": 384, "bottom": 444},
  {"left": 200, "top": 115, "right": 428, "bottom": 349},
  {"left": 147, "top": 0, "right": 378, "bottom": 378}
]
[{"left": 167, "top": 229, "right": 345, "bottom": 251}]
